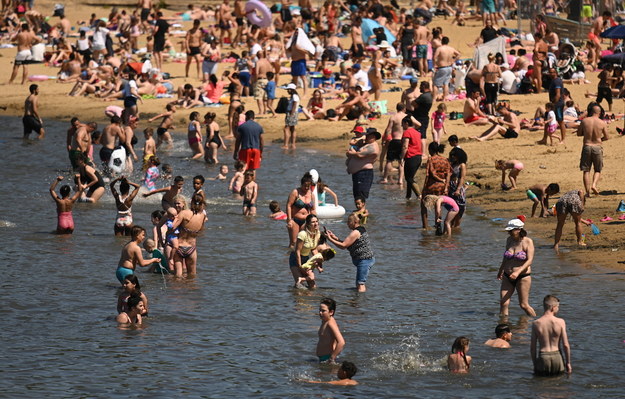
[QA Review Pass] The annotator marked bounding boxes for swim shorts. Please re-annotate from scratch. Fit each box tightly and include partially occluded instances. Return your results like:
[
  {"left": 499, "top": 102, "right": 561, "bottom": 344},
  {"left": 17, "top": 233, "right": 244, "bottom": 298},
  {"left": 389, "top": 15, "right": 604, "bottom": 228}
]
[
  {"left": 187, "top": 46, "right": 201, "bottom": 56},
  {"left": 99, "top": 146, "right": 114, "bottom": 164},
  {"left": 534, "top": 351, "right": 565, "bottom": 376},
  {"left": 318, "top": 354, "right": 331, "bottom": 362},
  {"left": 239, "top": 148, "right": 262, "bottom": 170},
  {"left": 350, "top": 43, "right": 364, "bottom": 58},
  {"left": 579, "top": 145, "right": 603, "bottom": 172},
  {"left": 22, "top": 115, "right": 42, "bottom": 136},
  {"left": 503, "top": 128, "right": 518, "bottom": 138},
  {"left": 291, "top": 58, "right": 307, "bottom": 77},
  {"left": 254, "top": 78, "right": 268, "bottom": 99},
  {"left": 526, "top": 189, "right": 538, "bottom": 201},
  {"left": 157, "top": 127, "right": 168, "bottom": 136},
  {"left": 15, "top": 49, "right": 33, "bottom": 66},
  {"left": 463, "top": 114, "right": 483, "bottom": 124},
  {"left": 433, "top": 66, "right": 452, "bottom": 87},
  {"left": 416, "top": 44, "right": 428, "bottom": 59},
  {"left": 482, "top": 0, "right": 496, "bottom": 14},
  {"left": 140, "top": 7, "right": 150, "bottom": 21},
  {"left": 116, "top": 266, "right": 134, "bottom": 284},
  {"left": 386, "top": 139, "right": 403, "bottom": 161}
]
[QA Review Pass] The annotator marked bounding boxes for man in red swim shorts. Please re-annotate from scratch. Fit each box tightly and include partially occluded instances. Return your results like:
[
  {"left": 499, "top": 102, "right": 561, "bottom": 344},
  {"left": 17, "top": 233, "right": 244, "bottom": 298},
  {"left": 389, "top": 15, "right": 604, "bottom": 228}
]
[
  {"left": 462, "top": 90, "right": 490, "bottom": 125},
  {"left": 233, "top": 110, "right": 264, "bottom": 170}
]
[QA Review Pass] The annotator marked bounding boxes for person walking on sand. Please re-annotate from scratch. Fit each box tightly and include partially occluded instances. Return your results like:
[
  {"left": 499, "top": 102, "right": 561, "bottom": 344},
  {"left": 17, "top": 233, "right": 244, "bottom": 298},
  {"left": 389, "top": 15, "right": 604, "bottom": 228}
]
[
  {"left": 531, "top": 295, "right": 572, "bottom": 376},
  {"left": 185, "top": 19, "right": 203, "bottom": 79},
  {"left": 577, "top": 102, "right": 609, "bottom": 198},
  {"left": 23, "top": 84, "right": 44, "bottom": 139},
  {"left": 432, "top": 37, "right": 460, "bottom": 101},
  {"left": 9, "top": 23, "right": 41, "bottom": 85}
]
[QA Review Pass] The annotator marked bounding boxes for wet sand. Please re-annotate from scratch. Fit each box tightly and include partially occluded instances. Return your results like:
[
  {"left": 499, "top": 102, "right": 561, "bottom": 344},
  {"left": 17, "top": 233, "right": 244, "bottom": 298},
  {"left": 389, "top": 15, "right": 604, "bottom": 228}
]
[{"left": 1, "top": 0, "right": 624, "bottom": 269}]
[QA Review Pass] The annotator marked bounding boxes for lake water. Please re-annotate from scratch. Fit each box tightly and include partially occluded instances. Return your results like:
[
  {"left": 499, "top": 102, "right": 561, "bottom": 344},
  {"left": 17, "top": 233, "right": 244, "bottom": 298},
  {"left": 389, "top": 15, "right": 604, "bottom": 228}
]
[{"left": 1, "top": 116, "right": 623, "bottom": 398}]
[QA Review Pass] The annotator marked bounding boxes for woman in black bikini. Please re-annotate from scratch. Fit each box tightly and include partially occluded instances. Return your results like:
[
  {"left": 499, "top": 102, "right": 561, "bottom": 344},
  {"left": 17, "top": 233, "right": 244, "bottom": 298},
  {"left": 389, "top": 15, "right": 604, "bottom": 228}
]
[
  {"left": 286, "top": 173, "right": 317, "bottom": 250},
  {"left": 497, "top": 218, "right": 536, "bottom": 317},
  {"left": 203, "top": 112, "right": 227, "bottom": 164},
  {"left": 171, "top": 193, "right": 207, "bottom": 277}
]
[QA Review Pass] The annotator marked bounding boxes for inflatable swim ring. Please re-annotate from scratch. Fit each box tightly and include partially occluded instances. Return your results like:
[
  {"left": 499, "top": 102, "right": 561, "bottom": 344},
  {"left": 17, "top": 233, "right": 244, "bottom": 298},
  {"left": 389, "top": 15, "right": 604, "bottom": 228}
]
[
  {"left": 245, "top": 0, "right": 272, "bottom": 28},
  {"left": 309, "top": 169, "right": 346, "bottom": 219},
  {"left": 28, "top": 75, "right": 49, "bottom": 81}
]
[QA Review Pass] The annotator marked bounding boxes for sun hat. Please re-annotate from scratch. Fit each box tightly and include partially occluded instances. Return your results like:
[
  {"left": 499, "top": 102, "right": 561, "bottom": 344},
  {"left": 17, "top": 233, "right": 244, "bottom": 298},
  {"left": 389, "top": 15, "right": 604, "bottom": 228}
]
[
  {"left": 365, "top": 127, "right": 381, "bottom": 140},
  {"left": 285, "top": 83, "right": 297, "bottom": 90},
  {"left": 505, "top": 218, "right": 525, "bottom": 230},
  {"left": 378, "top": 40, "right": 391, "bottom": 48}
]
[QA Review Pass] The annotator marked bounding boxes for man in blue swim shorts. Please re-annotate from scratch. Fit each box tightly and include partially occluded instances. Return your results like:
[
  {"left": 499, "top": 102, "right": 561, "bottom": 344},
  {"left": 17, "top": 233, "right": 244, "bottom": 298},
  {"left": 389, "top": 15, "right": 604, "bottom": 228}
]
[
  {"left": 482, "top": 0, "right": 496, "bottom": 24},
  {"left": 289, "top": 28, "right": 310, "bottom": 95},
  {"left": 414, "top": 19, "right": 431, "bottom": 77}
]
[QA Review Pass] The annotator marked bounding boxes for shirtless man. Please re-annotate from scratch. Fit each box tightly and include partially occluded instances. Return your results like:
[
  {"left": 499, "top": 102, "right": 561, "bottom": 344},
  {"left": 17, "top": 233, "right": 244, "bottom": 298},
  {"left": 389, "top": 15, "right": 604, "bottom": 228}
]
[
  {"left": 432, "top": 36, "right": 460, "bottom": 101},
  {"left": 485, "top": 323, "right": 512, "bottom": 348},
  {"left": 9, "top": 23, "right": 41, "bottom": 85},
  {"left": 23, "top": 84, "right": 44, "bottom": 139},
  {"left": 122, "top": 116, "right": 139, "bottom": 173},
  {"left": 66, "top": 117, "right": 80, "bottom": 153},
  {"left": 218, "top": 0, "right": 234, "bottom": 44},
  {"left": 58, "top": 13, "right": 71, "bottom": 36},
  {"left": 590, "top": 11, "right": 611, "bottom": 67},
  {"left": 414, "top": 19, "right": 431, "bottom": 77},
  {"left": 100, "top": 115, "right": 125, "bottom": 166},
  {"left": 350, "top": 17, "right": 365, "bottom": 64},
  {"left": 184, "top": 19, "right": 203, "bottom": 79},
  {"left": 69, "top": 121, "right": 97, "bottom": 169},
  {"left": 289, "top": 28, "right": 311, "bottom": 95},
  {"left": 463, "top": 90, "right": 489, "bottom": 125},
  {"left": 316, "top": 297, "right": 345, "bottom": 363},
  {"left": 332, "top": 86, "right": 370, "bottom": 121},
  {"left": 138, "top": 0, "right": 152, "bottom": 33},
  {"left": 232, "top": 0, "right": 246, "bottom": 48},
  {"left": 577, "top": 102, "right": 609, "bottom": 197},
  {"left": 531, "top": 295, "right": 572, "bottom": 376},
  {"left": 254, "top": 50, "right": 273, "bottom": 114},
  {"left": 532, "top": 33, "right": 549, "bottom": 93},
  {"left": 402, "top": 78, "right": 420, "bottom": 114},
  {"left": 381, "top": 103, "right": 409, "bottom": 184},
  {"left": 472, "top": 104, "right": 520, "bottom": 141},
  {"left": 116, "top": 225, "right": 161, "bottom": 284}
]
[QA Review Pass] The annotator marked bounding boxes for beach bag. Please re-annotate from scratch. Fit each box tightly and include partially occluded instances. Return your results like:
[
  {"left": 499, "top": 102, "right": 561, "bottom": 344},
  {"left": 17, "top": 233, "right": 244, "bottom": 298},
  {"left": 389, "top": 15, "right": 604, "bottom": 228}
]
[
  {"left": 275, "top": 97, "right": 289, "bottom": 114},
  {"left": 617, "top": 200, "right": 625, "bottom": 213}
]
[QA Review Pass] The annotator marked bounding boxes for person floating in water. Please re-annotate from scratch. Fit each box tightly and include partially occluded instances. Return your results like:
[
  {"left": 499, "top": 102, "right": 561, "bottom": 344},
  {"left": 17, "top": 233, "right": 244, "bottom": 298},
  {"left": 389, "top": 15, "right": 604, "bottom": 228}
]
[
  {"left": 531, "top": 295, "right": 572, "bottom": 376},
  {"left": 317, "top": 297, "right": 345, "bottom": 364},
  {"left": 49, "top": 175, "right": 84, "bottom": 234},
  {"left": 303, "top": 361, "right": 358, "bottom": 386},
  {"left": 484, "top": 324, "right": 512, "bottom": 348}
]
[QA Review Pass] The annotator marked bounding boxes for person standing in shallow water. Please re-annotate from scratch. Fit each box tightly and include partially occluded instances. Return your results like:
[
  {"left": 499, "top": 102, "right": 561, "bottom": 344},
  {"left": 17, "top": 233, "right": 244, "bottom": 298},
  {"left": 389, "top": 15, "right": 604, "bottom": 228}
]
[
  {"left": 497, "top": 218, "right": 536, "bottom": 317},
  {"left": 49, "top": 175, "right": 84, "bottom": 234},
  {"left": 23, "top": 84, "right": 45, "bottom": 139},
  {"left": 531, "top": 295, "right": 572, "bottom": 376}
]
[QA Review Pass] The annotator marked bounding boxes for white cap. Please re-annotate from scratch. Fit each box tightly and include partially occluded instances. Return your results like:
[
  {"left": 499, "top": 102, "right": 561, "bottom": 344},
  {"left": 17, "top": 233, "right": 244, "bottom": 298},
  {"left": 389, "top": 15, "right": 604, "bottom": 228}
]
[
  {"left": 505, "top": 218, "right": 525, "bottom": 230},
  {"left": 285, "top": 83, "right": 297, "bottom": 90}
]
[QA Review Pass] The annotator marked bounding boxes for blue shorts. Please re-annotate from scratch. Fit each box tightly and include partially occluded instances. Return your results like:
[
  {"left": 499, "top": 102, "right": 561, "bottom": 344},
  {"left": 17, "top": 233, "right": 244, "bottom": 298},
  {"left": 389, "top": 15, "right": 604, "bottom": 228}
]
[
  {"left": 416, "top": 45, "right": 428, "bottom": 59},
  {"left": 239, "top": 71, "right": 251, "bottom": 87},
  {"left": 527, "top": 189, "right": 538, "bottom": 201},
  {"left": 116, "top": 266, "right": 134, "bottom": 284},
  {"left": 482, "top": 0, "right": 496, "bottom": 13},
  {"left": 291, "top": 59, "right": 307, "bottom": 77},
  {"left": 289, "top": 252, "right": 310, "bottom": 268},
  {"left": 353, "top": 257, "right": 374, "bottom": 285},
  {"left": 554, "top": 104, "right": 564, "bottom": 122}
]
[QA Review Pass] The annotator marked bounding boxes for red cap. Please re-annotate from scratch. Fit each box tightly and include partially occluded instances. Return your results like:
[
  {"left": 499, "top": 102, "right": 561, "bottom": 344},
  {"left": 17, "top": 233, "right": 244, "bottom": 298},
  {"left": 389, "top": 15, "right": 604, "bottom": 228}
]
[
  {"left": 353, "top": 126, "right": 365, "bottom": 133},
  {"left": 516, "top": 215, "right": 526, "bottom": 223},
  {"left": 323, "top": 68, "right": 332, "bottom": 75}
]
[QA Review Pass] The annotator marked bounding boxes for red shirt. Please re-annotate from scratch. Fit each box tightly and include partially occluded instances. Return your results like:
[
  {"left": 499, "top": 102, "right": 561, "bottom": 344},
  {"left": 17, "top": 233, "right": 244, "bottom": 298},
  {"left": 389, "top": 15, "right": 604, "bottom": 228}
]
[{"left": 402, "top": 127, "right": 422, "bottom": 158}]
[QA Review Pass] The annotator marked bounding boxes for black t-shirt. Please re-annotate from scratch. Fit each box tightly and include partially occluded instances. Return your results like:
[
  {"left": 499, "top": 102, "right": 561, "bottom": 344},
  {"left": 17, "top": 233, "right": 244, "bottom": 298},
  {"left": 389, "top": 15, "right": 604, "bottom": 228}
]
[
  {"left": 154, "top": 19, "right": 169, "bottom": 40},
  {"left": 412, "top": 92, "right": 433, "bottom": 119},
  {"left": 480, "top": 27, "right": 498, "bottom": 43}
]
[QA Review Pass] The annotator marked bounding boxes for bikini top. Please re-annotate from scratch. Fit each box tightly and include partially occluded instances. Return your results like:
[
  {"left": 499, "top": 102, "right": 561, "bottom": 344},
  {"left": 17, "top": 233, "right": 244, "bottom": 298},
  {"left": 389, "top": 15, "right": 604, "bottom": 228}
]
[
  {"left": 503, "top": 250, "right": 527, "bottom": 260},
  {"left": 294, "top": 196, "right": 313, "bottom": 210}
]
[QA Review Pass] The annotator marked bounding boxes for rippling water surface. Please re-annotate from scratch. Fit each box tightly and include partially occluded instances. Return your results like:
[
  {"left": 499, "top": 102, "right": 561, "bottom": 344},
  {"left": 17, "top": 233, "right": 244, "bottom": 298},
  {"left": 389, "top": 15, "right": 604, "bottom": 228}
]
[{"left": 1, "top": 116, "right": 623, "bottom": 398}]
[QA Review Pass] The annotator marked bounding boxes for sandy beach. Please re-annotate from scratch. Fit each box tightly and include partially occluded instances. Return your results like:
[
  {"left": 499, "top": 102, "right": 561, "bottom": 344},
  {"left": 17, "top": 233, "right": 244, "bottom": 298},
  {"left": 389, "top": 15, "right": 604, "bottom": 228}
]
[{"left": 2, "top": 0, "right": 624, "bottom": 269}]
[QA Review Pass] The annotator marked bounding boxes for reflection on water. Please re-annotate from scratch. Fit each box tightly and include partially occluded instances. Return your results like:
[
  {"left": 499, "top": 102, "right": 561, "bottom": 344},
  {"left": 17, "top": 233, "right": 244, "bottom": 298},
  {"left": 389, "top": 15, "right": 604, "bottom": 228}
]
[{"left": 0, "top": 116, "right": 624, "bottom": 397}]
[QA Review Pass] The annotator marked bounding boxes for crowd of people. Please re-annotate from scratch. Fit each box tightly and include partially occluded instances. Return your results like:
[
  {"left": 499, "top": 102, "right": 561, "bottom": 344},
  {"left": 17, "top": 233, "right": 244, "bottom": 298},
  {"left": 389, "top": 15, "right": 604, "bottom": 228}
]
[{"left": 16, "top": 0, "right": 623, "bottom": 383}]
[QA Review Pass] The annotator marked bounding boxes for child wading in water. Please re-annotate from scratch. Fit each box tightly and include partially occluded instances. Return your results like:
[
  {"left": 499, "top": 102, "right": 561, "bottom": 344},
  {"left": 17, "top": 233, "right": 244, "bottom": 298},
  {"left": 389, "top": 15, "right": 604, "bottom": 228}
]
[
  {"left": 49, "top": 175, "right": 84, "bottom": 234},
  {"left": 143, "top": 175, "right": 185, "bottom": 217},
  {"left": 229, "top": 160, "right": 245, "bottom": 196},
  {"left": 354, "top": 196, "right": 369, "bottom": 224},
  {"left": 431, "top": 103, "right": 448, "bottom": 144},
  {"left": 143, "top": 156, "right": 161, "bottom": 192},
  {"left": 317, "top": 297, "right": 345, "bottom": 363},
  {"left": 269, "top": 200, "right": 287, "bottom": 220},
  {"left": 142, "top": 127, "right": 157, "bottom": 171},
  {"left": 148, "top": 103, "right": 176, "bottom": 148},
  {"left": 144, "top": 238, "right": 169, "bottom": 274},
  {"left": 117, "top": 274, "right": 149, "bottom": 316},
  {"left": 448, "top": 336, "right": 471, "bottom": 373},
  {"left": 303, "top": 361, "right": 358, "bottom": 385},
  {"left": 495, "top": 159, "right": 523, "bottom": 190},
  {"left": 296, "top": 248, "right": 335, "bottom": 288},
  {"left": 241, "top": 170, "right": 258, "bottom": 216}
]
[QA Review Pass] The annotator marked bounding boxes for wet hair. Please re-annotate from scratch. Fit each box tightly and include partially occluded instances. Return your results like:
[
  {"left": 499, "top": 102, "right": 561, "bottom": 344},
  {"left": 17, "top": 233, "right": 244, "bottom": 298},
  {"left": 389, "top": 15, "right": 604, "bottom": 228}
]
[
  {"left": 193, "top": 175, "right": 205, "bottom": 184},
  {"left": 396, "top": 102, "right": 405, "bottom": 111},
  {"left": 543, "top": 294, "right": 560, "bottom": 311},
  {"left": 111, "top": 115, "right": 121, "bottom": 124},
  {"left": 190, "top": 111, "right": 199, "bottom": 121},
  {"left": 449, "top": 147, "right": 468, "bottom": 165},
  {"left": 174, "top": 176, "right": 185, "bottom": 184},
  {"left": 120, "top": 179, "right": 130, "bottom": 194},
  {"left": 127, "top": 292, "right": 143, "bottom": 310},
  {"left": 428, "top": 142, "right": 445, "bottom": 155},
  {"left": 300, "top": 173, "right": 313, "bottom": 186},
  {"left": 340, "top": 361, "right": 358, "bottom": 378},
  {"left": 190, "top": 193, "right": 205, "bottom": 214},
  {"left": 123, "top": 274, "right": 141, "bottom": 291},
  {"left": 234, "top": 160, "right": 245, "bottom": 171},
  {"left": 347, "top": 213, "right": 361, "bottom": 224},
  {"left": 320, "top": 297, "right": 337, "bottom": 313},
  {"left": 76, "top": 153, "right": 89, "bottom": 164},
  {"left": 495, "top": 323, "right": 510, "bottom": 338},
  {"left": 70, "top": 116, "right": 79, "bottom": 124},
  {"left": 422, "top": 194, "right": 439, "bottom": 210},
  {"left": 144, "top": 127, "right": 154, "bottom": 137},
  {"left": 547, "top": 183, "right": 560, "bottom": 194},
  {"left": 60, "top": 185, "right": 71, "bottom": 197},
  {"left": 269, "top": 200, "right": 281, "bottom": 213},
  {"left": 451, "top": 337, "right": 470, "bottom": 370},
  {"left": 151, "top": 210, "right": 165, "bottom": 221},
  {"left": 131, "top": 226, "right": 146, "bottom": 240},
  {"left": 354, "top": 196, "right": 366, "bottom": 204},
  {"left": 149, "top": 156, "right": 160, "bottom": 166},
  {"left": 320, "top": 248, "right": 335, "bottom": 261},
  {"left": 244, "top": 170, "right": 255, "bottom": 179}
]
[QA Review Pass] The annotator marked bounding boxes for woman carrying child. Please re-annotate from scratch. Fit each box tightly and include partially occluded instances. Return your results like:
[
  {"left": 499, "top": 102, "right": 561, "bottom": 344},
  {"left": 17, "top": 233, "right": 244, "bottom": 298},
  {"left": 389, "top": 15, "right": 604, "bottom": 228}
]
[
  {"left": 286, "top": 173, "right": 317, "bottom": 250},
  {"left": 289, "top": 214, "right": 321, "bottom": 286}
]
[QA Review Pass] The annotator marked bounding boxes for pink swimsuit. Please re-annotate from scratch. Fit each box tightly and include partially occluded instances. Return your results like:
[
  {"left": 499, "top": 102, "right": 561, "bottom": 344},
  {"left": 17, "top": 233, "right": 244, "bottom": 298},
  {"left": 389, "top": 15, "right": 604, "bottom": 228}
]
[{"left": 57, "top": 211, "right": 75, "bottom": 232}]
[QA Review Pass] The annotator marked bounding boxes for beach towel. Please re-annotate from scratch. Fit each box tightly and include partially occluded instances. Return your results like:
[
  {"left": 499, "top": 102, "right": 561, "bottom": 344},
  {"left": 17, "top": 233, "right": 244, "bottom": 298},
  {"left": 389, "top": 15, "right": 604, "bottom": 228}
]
[
  {"left": 286, "top": 28, "right": 315, "bottom": 56},
  {"left": 473, "top": 36, "right": 507, "bottom": 70}
]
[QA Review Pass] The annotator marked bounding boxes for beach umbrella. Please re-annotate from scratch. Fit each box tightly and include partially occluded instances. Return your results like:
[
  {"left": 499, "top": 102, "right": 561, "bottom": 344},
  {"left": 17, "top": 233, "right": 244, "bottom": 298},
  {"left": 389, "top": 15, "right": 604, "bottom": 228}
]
[
  {"left": 360, "top": 18, "right": 396, "bottom": 45},
  {"left": 600, "top": 24, "right": 625, "bottom": 39}
]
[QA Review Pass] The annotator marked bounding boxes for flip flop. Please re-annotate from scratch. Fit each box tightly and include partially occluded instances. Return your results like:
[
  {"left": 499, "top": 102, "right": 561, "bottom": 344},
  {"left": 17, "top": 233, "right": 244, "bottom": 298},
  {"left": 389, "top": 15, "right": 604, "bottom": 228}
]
[{"left": 601, "top": 216, "right": 613, "bottom": 222}]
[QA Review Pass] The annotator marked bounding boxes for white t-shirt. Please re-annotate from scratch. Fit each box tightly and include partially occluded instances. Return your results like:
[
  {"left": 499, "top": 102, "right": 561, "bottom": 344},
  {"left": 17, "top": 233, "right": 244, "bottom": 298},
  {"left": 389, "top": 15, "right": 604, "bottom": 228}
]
[
  {"left": 287, "top": 93, "right": 300, "bottom": 113},
  {"left": 250, "top": 43, "right": 262, "bottom": 57},
  {"left": 93, "top": 27, "right": 109, "bottom": 48},
  {"left": 500, "top": 70, "right": 518, "bottom": 94},
  {"left": 547, "top": 110, "right": 558, "bottom": 127},
  {"left": 353, "top": 69, "right": 371, "bottom": 91},
  {"left": 564, "top": 107, "right": 578, "bottom": 118}
]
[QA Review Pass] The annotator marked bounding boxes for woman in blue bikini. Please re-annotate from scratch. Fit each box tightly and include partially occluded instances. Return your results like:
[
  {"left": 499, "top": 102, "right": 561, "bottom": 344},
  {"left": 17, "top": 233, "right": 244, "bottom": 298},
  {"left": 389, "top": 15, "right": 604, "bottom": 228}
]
[{"left": 497, "top": 218, "right": 536, "bottom": 317}]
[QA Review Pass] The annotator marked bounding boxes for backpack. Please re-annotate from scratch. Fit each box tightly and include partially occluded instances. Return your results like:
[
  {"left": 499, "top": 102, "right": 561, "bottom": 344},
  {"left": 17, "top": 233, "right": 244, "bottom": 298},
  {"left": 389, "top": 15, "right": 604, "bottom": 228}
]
[{"left": 275, "top": 97, "right": 289, "bottom": 113}]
